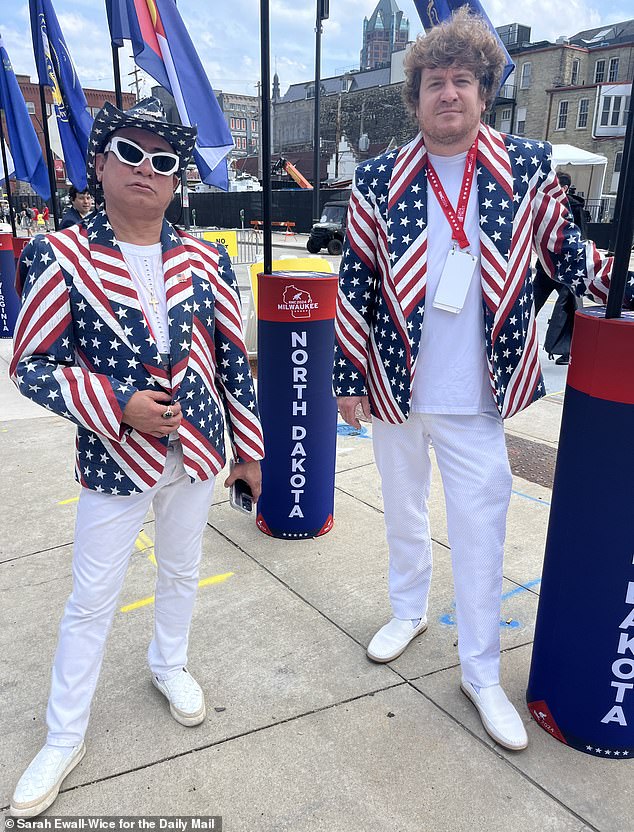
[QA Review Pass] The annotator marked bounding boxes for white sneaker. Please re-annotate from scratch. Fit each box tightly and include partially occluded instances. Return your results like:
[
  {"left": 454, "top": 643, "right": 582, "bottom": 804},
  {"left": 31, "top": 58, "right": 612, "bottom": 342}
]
[
  {"left": 367, "top": 617, "right": 428, "bottom": 663},
  {"left": 461, "top": 680, "right": 528, "bottom": 750},
  {"left": 11, "top": 742, "right": 86, "bottom": 817},
  {"left": 152, "top": 668, "right": 206, "bottom": 726}
]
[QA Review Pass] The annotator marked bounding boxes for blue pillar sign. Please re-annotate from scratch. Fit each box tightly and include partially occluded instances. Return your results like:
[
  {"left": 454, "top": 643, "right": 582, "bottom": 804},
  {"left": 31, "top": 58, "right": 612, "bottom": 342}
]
[
  {"left": 256, "top": 271, "right": 339, "bottom": 539},
  {"left": 0, "top": 232, "right": 21, "bottom": 338},
  {"left": 527, "top": 308, "right": 634, "bottom": 757}
]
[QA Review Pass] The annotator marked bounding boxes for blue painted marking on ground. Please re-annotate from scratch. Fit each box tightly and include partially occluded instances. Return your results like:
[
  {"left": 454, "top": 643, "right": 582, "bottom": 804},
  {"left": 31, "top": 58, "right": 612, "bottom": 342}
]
[
  {"left": 500, "top": 578, "right": 542, "bottom": 600},
  {"left": 337, "top": 423, "right": 370, "bottom": 439},
  {"left": 511, "top": 489, "right": 551, "bottom": 506},
  {"left": 439, "top": 578, "right": 541, "bottom": 629}
]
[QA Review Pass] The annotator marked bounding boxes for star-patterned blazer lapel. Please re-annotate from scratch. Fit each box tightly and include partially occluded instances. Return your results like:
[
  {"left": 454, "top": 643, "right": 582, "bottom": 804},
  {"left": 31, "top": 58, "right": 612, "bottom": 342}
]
[
  {"left": 476, "top": 124, "right": 515, "bottom": 318},
  {"left": 160, "top": 220, "right": 194, "bottom": 395},
  {"left": 386, "top": 133, "right": 429, "bottom": 321},
  {"left": 85, "top": 210, "right": 170, "bottom": 390}
]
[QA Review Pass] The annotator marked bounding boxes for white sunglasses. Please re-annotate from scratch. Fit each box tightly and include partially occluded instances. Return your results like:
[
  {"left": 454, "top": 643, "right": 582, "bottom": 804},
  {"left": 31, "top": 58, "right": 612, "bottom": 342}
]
[{"left": 104, "top": 136, "right": 180, "bottom": 175}]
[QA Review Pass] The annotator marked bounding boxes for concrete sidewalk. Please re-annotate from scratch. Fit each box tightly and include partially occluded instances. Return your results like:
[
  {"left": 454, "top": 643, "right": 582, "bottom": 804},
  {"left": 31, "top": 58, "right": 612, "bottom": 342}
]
[{"left": 0, "top": 307, "right": 627, "bottom": 831}]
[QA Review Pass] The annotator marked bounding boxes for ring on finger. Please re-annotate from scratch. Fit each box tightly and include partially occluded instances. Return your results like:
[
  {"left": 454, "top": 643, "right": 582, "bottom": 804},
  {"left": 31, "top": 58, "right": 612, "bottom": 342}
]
[{"left": 162, "top": 406, "right": 173, "bottom": 419}]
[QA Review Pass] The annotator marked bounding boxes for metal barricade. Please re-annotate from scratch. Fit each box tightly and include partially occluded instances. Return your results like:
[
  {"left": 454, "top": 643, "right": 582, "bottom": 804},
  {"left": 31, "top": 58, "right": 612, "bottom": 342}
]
[{"left": 183, "top": 227, "right": 261, "bottom": 265}]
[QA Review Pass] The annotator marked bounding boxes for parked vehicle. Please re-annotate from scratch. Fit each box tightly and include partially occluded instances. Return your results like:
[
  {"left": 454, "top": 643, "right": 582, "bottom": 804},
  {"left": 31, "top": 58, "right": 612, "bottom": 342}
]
[{"left": 306, "top": 200, "right": 348, "bottom": 255}]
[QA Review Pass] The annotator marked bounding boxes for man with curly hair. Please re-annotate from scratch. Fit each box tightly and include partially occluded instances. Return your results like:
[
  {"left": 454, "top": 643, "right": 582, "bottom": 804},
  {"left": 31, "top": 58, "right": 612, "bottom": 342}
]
[{"left": 335, "top": 8, "right": 634, "bottom": 751}]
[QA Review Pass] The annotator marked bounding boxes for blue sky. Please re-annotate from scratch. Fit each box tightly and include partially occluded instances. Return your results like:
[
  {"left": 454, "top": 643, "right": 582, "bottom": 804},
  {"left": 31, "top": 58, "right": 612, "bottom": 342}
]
[{"left": 1, "top": 0, "right": 631, "bottom": 99}]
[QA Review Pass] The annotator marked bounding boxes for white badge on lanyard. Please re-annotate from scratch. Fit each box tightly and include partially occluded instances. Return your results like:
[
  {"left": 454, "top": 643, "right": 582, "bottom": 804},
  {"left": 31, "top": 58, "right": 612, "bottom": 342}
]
[{"left": 432, "top": 247, "right": 478, "bottom": 314}]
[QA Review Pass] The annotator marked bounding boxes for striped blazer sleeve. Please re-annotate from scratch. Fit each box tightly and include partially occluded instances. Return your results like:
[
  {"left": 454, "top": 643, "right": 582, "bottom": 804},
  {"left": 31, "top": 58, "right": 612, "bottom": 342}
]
[
  {"left": 532, "top": 146, "right": 634, "bottom": 309},
  {"left": 9, "top": 235, "right": 137, "bottom": 441},
  {"left": 333, "top": 167, "right": 379, "bottom": 397},
  {"left": 210, "top": 244, "right": 264, "bottom": 463}
]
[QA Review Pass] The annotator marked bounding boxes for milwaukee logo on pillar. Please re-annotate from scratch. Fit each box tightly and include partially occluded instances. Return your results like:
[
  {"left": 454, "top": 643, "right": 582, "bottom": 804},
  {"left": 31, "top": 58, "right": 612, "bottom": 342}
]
[{"left": 279, "top": 286, "right": 318, "bottom": 319}]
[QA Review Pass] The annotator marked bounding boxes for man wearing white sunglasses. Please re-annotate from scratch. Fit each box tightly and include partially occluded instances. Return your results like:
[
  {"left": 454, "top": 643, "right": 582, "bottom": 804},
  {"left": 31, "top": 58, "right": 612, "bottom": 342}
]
[{"left": 9, "top": 98, "right": 264, "bottom": 816}]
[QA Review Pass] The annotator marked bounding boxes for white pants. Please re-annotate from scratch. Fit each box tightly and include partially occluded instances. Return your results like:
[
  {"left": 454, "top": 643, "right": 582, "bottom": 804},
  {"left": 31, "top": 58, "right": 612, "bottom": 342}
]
[
  {"left": 372, "top": 412, "right": 512, "bottom": 688},
  {"left": 47, "top": 442, "right": 215, "bottom": 746}
]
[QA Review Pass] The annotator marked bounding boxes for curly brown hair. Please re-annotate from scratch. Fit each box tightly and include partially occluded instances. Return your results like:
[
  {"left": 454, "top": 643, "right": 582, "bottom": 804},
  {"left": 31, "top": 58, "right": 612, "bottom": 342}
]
[{"left": 402, "top": 7, "right": 506, "bottom": 115}]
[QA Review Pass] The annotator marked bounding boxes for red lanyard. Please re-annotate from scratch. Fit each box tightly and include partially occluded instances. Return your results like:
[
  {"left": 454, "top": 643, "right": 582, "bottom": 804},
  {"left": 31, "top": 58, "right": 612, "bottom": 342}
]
[{"left": 426, "top": 140, "right": 478, "bottom": 249}]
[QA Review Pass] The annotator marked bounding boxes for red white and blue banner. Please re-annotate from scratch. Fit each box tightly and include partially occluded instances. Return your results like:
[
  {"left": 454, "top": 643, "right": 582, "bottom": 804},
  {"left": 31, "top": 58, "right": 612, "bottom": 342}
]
[
  {"left": 256, "top": 272, "right": 339, "bottom": 539},
  {"left": 527, "top": 308, "right": 634, "bottom": 757},
  {"left": 0, "top": 232, "right": 21, "bottom": 337},
  {"left": 106, "top": 0, "right": 233, "bottom": 190}
]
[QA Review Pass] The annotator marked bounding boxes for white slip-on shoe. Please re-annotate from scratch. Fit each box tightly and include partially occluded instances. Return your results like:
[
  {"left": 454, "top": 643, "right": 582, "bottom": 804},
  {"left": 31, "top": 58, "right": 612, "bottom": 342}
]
[
  {"left": 461, "top": 680, "right": 528, "bottom": 751},
  {"left": 367, "top": 617, "right": 428, "bottom": 663},
  {"left": 152, "top": 667, "right": 206, "bottom": 726},
  {"left": 11, "top": 742, "right": 86, "bottom": 818}
]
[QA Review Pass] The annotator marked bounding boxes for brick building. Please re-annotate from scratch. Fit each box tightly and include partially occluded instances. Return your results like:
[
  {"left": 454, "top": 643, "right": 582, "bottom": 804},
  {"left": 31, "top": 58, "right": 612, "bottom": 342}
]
[
  {"left": 7, "top": 74, "right": 135, "bottom": 192},
  {"left": 360, "top": 0, "right": 409, "bottom": 71},
  {"left": 488, "top": 20, "right": 633, "bottom": 212}
]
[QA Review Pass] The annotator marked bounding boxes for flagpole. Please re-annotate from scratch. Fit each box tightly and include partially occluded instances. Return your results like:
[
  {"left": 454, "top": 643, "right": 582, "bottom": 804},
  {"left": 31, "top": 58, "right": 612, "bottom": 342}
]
[
  {"left": 0, "top": 112, "right": 18, "bottom": 237},
  {"left": 260, "top": 0, "right": 272, "bottom": 272},
  {"left": 112, "top": 44, "right": 123, "bottom": 109},
  {"left": 605, "top": 93, "right": 634, "bottom": 319},
  {"left": 37, "top": 86, "right": 59, "bottom": 230}
]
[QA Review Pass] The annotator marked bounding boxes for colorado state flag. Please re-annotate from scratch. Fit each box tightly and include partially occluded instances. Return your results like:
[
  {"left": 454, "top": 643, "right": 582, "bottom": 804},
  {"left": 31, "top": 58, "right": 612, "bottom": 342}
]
[{"left": 106, "top": 0, "right": 233, "bottom": 190}]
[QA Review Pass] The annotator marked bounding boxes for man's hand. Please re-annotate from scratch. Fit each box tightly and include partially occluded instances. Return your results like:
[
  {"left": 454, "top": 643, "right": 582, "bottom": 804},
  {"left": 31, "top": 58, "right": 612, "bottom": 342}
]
[
  {"left": 337, "top": 395, "right": 371, "bottom": 430},
  {"left": 122, "top": 390, "right": 182, "bottom": 438},
  {"left": 225, "top": 460, "right": 262, "bottom": 502}
]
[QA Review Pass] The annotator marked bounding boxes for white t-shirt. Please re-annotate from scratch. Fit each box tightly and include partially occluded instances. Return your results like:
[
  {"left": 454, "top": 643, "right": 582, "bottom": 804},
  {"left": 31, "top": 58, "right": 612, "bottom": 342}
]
[
  {"left": 410, "top": 150, "right": 495, "bottom": 414},
  {"left": 118, "top": 241, "right": 170, "bottom": 354}
]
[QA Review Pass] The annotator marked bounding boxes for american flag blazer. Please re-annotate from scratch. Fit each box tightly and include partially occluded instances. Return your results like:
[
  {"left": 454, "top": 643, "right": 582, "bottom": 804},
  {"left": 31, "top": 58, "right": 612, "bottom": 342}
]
[
  {"left": 10, "top": 210, "right": 264, "bottom": 495},
  {"left": 334, "top": 123, "right": 634, "bottom": 422}
]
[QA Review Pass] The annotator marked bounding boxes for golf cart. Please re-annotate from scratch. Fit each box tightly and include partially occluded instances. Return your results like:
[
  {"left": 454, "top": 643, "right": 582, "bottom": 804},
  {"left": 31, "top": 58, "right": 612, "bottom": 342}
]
[{"left": 306, "top": 200, "right": 348, "bottom": 255}]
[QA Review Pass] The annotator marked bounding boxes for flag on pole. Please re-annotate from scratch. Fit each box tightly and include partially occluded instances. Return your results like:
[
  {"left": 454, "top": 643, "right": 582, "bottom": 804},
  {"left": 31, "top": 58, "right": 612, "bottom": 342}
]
[
  {"left": 412, "top": 0, "right": 515, "bottom": 90},
  {"left": 0, "top": 35, "right": 50, "bottom": 199},
  {"left": 29, "top": 0, "right": 93, "bottom": 190},
  {"left": 106, "top": 0, "right": 233, "bottom": 190}
]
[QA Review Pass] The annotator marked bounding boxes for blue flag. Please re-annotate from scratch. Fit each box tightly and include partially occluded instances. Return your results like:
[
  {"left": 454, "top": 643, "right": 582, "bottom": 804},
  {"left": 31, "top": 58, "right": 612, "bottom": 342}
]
[
  {"left": 29, "top": 0, "right": 93, "bottom": 190},
  {"left": 106, "top": 0, "right": 233, "bottom": 190},
  {"left": 0, "top": 35, "right": 50, "bottom": 200},
  {"left": 413, "top": 0, "right": 515, "bottom": 89}
]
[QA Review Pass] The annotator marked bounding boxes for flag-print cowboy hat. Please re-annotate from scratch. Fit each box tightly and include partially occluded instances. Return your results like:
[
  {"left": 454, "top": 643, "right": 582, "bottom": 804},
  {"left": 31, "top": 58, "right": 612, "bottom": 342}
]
[{"left": 86, "top": 96, "right": 197, "bottom": 192}]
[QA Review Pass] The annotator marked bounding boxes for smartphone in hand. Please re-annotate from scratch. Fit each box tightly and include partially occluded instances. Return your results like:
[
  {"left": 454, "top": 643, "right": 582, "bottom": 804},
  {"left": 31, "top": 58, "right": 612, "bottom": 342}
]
[{"left": 229, "top": 460, "right": 254, "bottom": 514}]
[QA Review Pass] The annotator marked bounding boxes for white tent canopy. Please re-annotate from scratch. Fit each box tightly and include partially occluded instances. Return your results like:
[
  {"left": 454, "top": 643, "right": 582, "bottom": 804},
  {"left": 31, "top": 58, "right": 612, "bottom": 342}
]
[{"left": 550, "top": 144, "right": 607, "bottom": 205}]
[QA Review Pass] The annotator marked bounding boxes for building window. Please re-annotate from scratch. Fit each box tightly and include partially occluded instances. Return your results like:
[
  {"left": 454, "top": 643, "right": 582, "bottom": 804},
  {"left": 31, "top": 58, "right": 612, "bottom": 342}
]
[
  {"left": 520, "top": 62, "right": 532, "bottom": 89},
  {"left": 614, "top": 151, "right": 622, "bottom": 174},
  {"left": 571, "top": 59, "right": 580, "bottom": 86},
  {"left": 594, "top": 59, "right": 605, "bottom": 83},
  {"left": 577, "top": 98, "right": 589, "bottom": 128},
  {"left": 608, "top": 57, "right": 619, "bottom": 82},
  {"left": 556, "top": 101, "right": 569, "bottom": 130},
  {"left": 251, "top": 119, "right": 257, "bottom": 132},
  {"left": 230, "top": 117, "right": 235, "bottom": 129},
  {"left": 600, "top": 95, "right": 629, "bottom": 127},
  {"left": 26, "top": 101, "right": 36, "bottom": 114},
  {"left": 515, "top": 106, "right": 527, "bottom": 135}
]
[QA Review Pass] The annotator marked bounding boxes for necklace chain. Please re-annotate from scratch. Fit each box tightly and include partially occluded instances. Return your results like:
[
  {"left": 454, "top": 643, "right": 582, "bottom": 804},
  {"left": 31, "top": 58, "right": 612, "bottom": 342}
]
[{"left": 123, "top": 252, "right": 163, "bottom": 313}]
